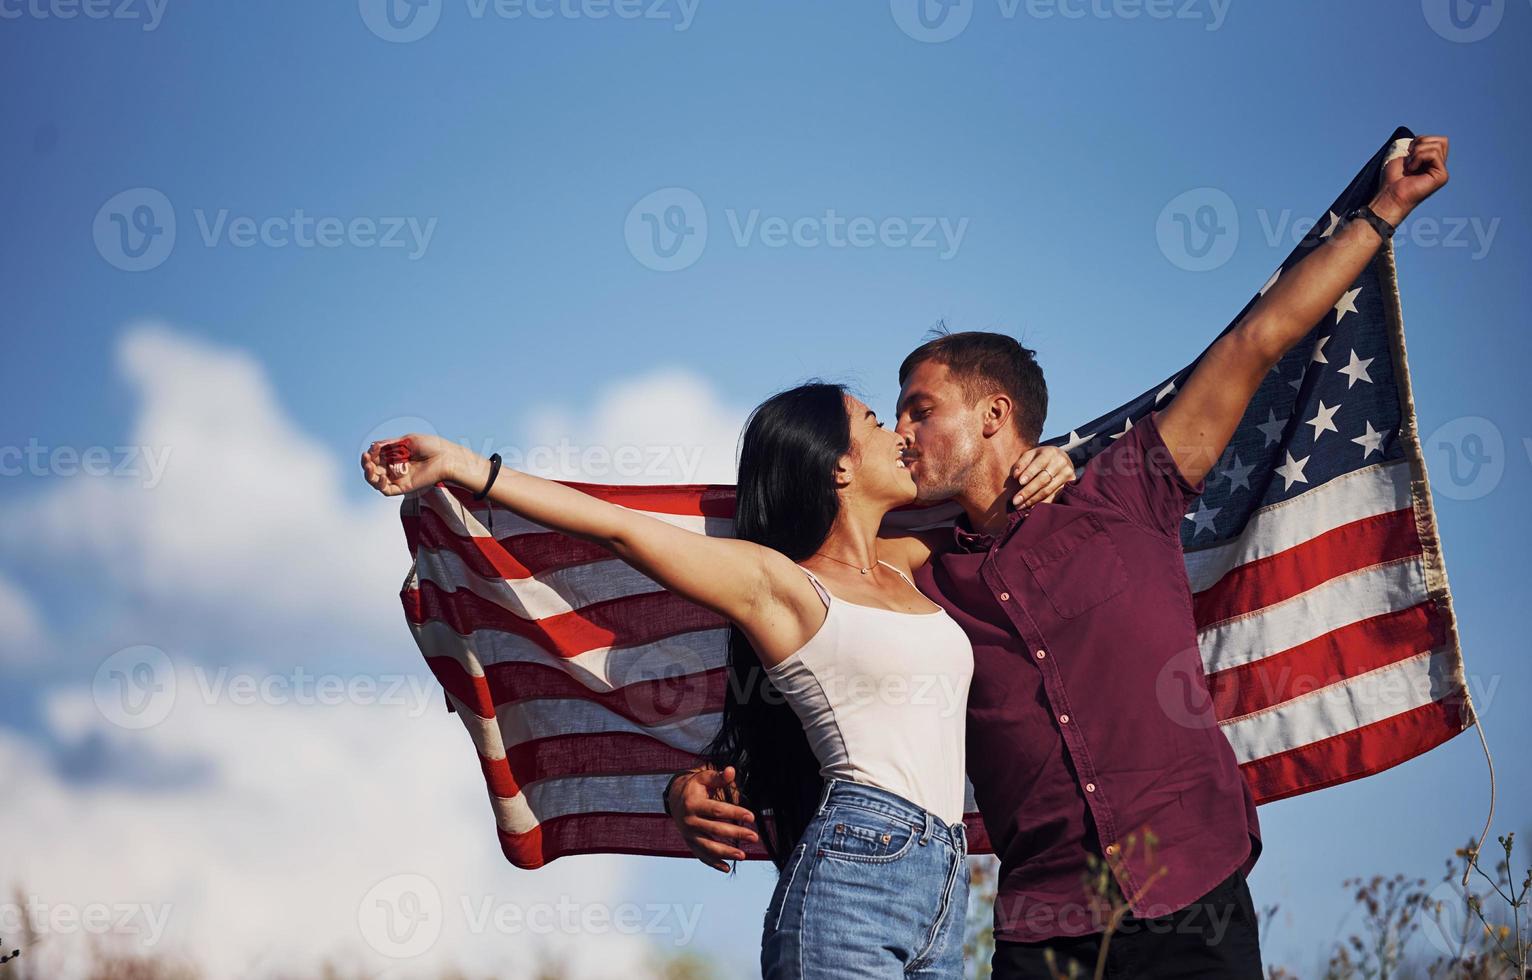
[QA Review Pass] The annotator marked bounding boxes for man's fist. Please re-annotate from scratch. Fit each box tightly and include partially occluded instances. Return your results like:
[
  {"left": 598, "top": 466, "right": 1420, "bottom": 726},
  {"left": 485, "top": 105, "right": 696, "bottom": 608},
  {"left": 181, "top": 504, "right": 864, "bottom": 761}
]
[
  {"left": 667, "top": 765, "right": 760, "bottom": 873},
  {"left": 1377, "top": 135, "right": 1449, "bottom": 221}
]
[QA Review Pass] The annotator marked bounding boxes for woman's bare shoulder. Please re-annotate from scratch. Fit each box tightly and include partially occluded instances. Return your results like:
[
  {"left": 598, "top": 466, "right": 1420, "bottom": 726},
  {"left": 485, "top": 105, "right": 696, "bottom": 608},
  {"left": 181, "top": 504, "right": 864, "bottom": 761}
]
[{"left": 877, "top": 526, "right": 953, "bottom": 575}]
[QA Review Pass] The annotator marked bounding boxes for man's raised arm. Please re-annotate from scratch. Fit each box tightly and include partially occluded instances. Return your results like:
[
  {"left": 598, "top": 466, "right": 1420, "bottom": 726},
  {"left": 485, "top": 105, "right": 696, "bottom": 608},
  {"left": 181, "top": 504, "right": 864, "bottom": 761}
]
[{"left": 1158, "top": 135, "right": 1449, "bottom": 485}]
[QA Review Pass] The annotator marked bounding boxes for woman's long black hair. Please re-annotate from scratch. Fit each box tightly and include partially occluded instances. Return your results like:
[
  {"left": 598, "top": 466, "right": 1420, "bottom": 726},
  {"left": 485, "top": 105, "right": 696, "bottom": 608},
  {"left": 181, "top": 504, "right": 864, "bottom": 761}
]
[{"left": 700, "top": 381, "right": 852, "bottom": 870}]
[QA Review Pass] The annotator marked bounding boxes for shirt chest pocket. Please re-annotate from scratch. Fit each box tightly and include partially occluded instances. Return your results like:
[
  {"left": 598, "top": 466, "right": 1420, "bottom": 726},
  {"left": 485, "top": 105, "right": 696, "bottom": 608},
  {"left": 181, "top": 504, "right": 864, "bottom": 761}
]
[{"left": 1020, "top": 513, "right": 1128, "bottom": 620}]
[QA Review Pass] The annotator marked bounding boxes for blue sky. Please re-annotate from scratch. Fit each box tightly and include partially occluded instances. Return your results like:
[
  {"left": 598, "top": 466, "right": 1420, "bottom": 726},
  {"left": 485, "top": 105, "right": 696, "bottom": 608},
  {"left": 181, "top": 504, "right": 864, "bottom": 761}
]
[{"left": 2, "top": 1, "right": 1529, "bottom": 975}]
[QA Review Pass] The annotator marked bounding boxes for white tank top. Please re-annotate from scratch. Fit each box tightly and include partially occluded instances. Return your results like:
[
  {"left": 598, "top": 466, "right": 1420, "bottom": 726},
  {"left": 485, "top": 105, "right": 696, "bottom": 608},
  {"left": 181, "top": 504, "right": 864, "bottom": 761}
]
[{"left": 764, "top": 560, "right": 975, "bottom": 825}]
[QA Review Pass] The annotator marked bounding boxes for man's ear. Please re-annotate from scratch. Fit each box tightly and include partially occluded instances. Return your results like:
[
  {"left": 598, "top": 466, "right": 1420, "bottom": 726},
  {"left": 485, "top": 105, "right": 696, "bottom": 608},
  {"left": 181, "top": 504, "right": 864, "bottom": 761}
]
[{"left": 981, "top": 393, "right": 1015, "bottom": 438}]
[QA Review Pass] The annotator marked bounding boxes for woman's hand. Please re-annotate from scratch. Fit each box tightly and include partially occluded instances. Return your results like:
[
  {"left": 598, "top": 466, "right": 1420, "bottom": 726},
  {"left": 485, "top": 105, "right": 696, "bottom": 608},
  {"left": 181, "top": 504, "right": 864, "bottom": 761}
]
[
  {"left": 1010, "top": 444, "right": 1076, "bottom": 511},
  {"left": 359, "top": 433, "right": 466, "bottom": 496}
]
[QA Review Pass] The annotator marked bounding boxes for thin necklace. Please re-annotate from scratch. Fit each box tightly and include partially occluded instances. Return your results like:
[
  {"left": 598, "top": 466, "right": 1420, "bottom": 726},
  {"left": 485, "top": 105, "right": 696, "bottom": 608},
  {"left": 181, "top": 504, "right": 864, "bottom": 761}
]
[{"left": 813, "top": 551, "right": 876, "bottom": 575}]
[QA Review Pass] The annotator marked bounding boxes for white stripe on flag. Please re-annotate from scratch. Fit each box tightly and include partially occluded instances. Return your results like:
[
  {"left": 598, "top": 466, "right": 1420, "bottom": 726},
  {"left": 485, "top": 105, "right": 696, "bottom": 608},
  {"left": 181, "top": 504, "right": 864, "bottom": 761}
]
[
  {"left": 495, "top": 699, "right": 722, "bottom": 753},
  {"left": 414, "top": 546, "right": 676, "bottom": 620},
  {"left": 491, "top": 773, "right": 678, "bottom": 831},
  {"left": 1219, "top": 646, "right": 1459, "bottom": 763},
  {"left": 422, "top": 490, "right": 731, "bottom": 541},
  {"left": 1196, "top": 556, "right": 1427, "bottom": 670},
  {"left": 414, "top": 619, "right": 729, "bottom": 689},
  {"left": 1184, "top": 460, "right": 1413, "bottom": 593}
]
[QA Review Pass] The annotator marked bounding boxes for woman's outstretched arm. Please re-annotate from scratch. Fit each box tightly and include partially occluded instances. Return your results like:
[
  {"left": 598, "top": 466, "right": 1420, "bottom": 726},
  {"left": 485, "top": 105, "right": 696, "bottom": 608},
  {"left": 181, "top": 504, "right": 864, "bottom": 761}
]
[{"left": 361, "top": 434, "right": 810, "bottom": 650}]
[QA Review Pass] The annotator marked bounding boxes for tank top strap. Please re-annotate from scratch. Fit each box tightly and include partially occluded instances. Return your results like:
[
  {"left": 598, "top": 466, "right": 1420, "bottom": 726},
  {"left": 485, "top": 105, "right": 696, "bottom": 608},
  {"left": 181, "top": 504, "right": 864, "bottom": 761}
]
[
  {"left": 797, "top": 565, "right": 832, "bottom": 610},
  {"left": 876, "top": 559, "right": 917, "bottom": 589}
]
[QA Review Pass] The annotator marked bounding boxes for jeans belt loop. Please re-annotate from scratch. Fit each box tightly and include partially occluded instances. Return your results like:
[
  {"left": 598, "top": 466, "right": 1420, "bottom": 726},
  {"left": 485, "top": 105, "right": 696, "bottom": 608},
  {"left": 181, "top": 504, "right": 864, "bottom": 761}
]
[{"left": 919, "top": 810, "right": 932, "bottom": 845}]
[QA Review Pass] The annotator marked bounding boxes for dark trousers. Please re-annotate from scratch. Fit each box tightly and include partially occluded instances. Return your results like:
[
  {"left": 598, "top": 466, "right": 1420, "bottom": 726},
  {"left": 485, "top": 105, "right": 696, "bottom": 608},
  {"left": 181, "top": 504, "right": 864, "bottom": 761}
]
[{"left": 991, "top": 870, "right": 1263, "bottom": 979}]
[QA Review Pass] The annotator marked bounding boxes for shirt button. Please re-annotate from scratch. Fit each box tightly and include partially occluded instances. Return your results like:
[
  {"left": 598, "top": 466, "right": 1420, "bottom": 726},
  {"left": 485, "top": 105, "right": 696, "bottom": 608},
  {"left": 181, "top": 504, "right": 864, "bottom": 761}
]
[
  {"left": 1035, "top": 649, "right": 1046, "bottom": 660},
  {"left": 999, "top": 592, "right": 1010, "bottom": 601},
  {"left": 1059, "top": 714, "right": 1070, "bottom": 725},
  {"left": 1085, "top": 782, "right": 1096, "bottom": 793}
]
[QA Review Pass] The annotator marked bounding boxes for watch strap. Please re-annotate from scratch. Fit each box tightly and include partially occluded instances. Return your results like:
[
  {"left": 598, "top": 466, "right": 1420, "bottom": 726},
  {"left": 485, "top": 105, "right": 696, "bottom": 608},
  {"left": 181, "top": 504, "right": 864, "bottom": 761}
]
[{"left": 1347, "top": 204, "right": 1396, "bottom": 241}]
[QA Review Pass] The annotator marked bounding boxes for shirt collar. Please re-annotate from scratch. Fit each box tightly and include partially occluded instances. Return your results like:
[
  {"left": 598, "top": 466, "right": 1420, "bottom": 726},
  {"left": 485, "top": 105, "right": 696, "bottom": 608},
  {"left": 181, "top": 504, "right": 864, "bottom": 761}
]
[{"left": 950, "top": 501, "right": 1027, "bottom": 553}]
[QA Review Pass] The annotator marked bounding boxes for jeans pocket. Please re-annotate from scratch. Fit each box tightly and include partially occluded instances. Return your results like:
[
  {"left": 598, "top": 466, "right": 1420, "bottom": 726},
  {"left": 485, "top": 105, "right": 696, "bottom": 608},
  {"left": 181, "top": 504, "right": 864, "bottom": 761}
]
[{"left": 816, "top": 805, "right": 920, "bottom": 863}]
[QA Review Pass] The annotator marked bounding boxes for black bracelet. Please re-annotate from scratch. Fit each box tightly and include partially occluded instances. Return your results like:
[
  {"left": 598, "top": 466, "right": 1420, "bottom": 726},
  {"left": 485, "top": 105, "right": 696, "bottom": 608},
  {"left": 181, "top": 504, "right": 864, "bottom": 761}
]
[
  {"left": 472, "top": 452, "right": 502, "bottom": 501},
  {"left": 661, "top": 770, "right": 689, "bottom": 817},
  {"left": 1345, "top": 204, "right": 1396, "bottom": 241}
]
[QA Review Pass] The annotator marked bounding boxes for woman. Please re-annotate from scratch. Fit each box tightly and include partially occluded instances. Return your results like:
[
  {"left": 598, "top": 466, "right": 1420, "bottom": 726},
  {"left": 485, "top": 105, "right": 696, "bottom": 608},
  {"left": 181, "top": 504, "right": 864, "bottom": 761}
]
[{"left": 360, "top": 382, "right": 1073, "bottom": 978}]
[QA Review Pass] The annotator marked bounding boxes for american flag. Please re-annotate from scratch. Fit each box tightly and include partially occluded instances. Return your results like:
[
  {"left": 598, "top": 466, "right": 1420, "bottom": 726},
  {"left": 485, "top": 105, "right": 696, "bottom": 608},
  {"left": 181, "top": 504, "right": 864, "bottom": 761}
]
[{"left": 397, "top": 126, "right": 1472, "bottom": 869}]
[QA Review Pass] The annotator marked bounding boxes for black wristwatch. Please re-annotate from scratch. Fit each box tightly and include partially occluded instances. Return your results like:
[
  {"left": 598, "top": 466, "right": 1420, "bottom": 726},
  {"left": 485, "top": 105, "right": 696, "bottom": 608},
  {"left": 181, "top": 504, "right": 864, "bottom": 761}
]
[{"left": 1345, "top": 204, "right": 1397, "bottom": 241}]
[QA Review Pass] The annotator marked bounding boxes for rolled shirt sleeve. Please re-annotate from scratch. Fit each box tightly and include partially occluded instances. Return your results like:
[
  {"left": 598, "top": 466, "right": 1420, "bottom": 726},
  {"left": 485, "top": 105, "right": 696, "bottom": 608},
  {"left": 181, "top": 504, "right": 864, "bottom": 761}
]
[{"left": 1072, "top": 409, "right": 1206, "bottom": 538}]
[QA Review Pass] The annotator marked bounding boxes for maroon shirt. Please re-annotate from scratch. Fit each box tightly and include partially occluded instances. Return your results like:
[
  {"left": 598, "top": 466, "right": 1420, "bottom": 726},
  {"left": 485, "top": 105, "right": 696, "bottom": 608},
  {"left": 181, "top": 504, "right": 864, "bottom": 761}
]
[{"left": 915, "top": 410, "right": 1260, "bottom": 943}]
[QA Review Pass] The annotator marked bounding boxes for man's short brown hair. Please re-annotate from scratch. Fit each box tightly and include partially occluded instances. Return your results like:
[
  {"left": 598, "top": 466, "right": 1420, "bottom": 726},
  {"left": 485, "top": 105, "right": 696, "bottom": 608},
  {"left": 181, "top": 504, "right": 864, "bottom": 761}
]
[{"left": 898, "top": 328, "right": 1048, "bottom": 444}]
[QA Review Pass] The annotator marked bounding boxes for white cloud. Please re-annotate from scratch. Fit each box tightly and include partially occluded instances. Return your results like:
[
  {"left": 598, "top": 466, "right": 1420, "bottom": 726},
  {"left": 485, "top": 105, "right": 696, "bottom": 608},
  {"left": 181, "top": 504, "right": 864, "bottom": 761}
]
[
  {"left": 520, "top": 368, "right": 749, "bottom": 484},
  {"left": 0, "top": 573, "right": 46, "bottom": 665},
  {"left": 1, "top": 683, "right": 653, "bottom": 978},
  {"left": 0, "top": 323, "right": 764, "bottom": 978},
  {"left": 0, "top": 321, "right": 406, "bottom": 635}
]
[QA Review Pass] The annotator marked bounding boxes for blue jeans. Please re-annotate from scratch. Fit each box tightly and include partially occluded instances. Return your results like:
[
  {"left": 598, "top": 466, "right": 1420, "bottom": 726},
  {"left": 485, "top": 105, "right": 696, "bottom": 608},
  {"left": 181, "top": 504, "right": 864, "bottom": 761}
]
[{"left": 760, "top": 778, "right": 971, "bottom": 978}]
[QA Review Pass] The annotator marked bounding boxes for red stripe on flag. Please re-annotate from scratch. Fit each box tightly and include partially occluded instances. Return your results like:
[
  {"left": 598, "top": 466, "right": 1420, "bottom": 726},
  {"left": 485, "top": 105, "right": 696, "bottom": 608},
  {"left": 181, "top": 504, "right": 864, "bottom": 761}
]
[
  {"left": 405, "top": 581, "right": 725, "bottom": 658},
  {"left": 438, "top": 481, "right": 738, "bottom": 519},
  {"left": 495, "top": 813, "right": 740, "bottom": 868},
  {"left": 1207, "top": 601, "right": 1448, "bottom": 719},
  {"left": 505, "top": 732, "right": 706, "bottom": 785},
  {"left": 454, "top": 734, "right": 706, "bottom": 801},
  {"left": 480, "top": 660, "right": 727, "bottom": 724},
  {"left": 1193, "top": 508, "right": 1421, "bottom": 628},
  {"left": 1240, "top": 694, "right": 1470, "bottom": 805},
  {"left": 406, "top": 509, "right": 615, "bottom": 579}
]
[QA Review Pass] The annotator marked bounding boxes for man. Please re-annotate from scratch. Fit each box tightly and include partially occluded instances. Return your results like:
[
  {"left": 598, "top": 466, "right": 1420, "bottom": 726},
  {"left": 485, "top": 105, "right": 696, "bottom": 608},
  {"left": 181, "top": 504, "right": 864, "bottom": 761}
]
[{"left": 667, "top": 135, "right": 1448, "bottom": 977}]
